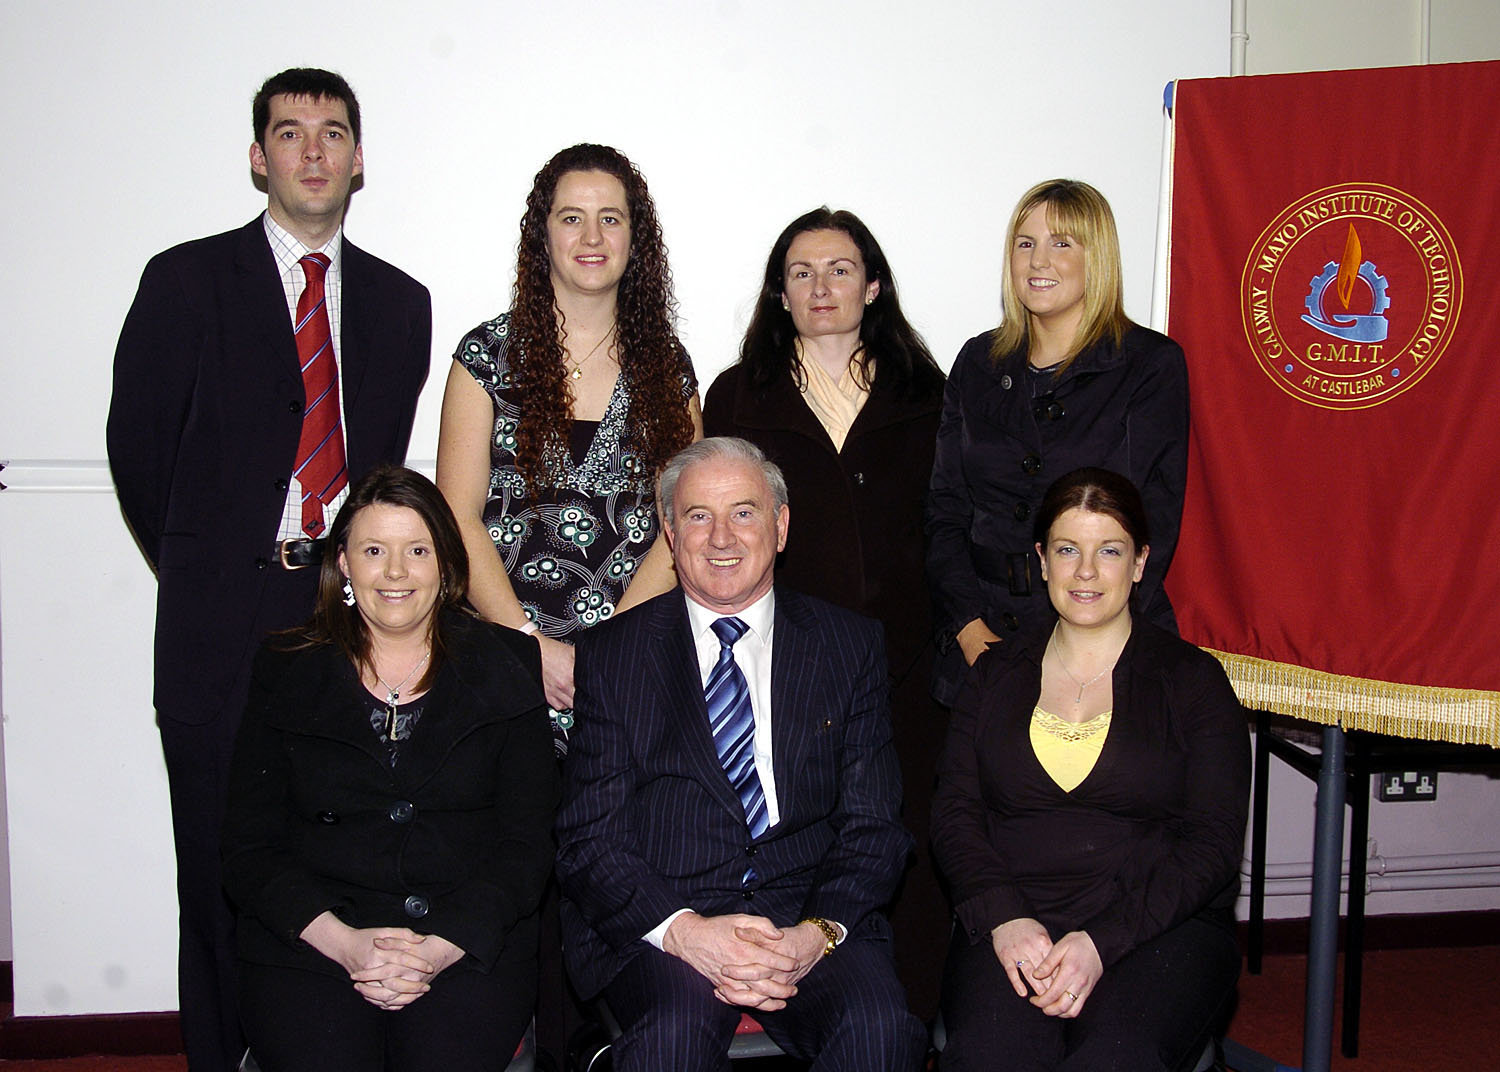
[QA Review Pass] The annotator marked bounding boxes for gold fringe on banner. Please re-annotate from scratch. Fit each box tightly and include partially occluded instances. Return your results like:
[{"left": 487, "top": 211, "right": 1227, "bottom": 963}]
[{"left": 1205, "top": 648, "right": 1500, "bottom": 748}]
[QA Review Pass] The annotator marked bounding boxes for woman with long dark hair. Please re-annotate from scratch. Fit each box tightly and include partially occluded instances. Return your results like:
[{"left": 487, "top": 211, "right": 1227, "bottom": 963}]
[
  {"left": 223, "top": 466, "right": 557, "bottom": 1071},
  {"left": 437, "top": 144, "right": 700, "bottom": 748},
  {"left": 703, "top": 207, "right": 948, "bottom": 1015},
  {"left": 926, "top": 179, "right": 1189, "bottom": 706}
]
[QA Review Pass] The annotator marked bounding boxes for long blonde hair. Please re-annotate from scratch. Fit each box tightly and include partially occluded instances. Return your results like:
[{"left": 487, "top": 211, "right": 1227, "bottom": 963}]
[{"left": 990, "top": 179, "right": 1132, "bottom": 373}]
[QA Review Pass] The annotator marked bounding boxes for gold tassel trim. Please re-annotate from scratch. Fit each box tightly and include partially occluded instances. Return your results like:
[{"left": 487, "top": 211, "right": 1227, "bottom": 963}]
[{"left": 1204, "top": 648, "right": 1500, "bottom": 748}]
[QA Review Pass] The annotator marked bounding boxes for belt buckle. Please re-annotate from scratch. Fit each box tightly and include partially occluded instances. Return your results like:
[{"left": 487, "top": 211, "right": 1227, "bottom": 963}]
[{"left": 278, "top": 539, "right": 311, "bottom": 570}]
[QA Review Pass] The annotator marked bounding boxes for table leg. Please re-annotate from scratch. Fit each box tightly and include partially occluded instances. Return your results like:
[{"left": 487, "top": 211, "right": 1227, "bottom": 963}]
[{"left": 1302, "top": 725, "right": 1346, "bottom": 1072}]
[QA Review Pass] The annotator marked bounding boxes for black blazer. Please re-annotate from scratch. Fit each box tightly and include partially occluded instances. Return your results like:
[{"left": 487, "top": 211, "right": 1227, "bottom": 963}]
[
  {"left": 222, "top": 611, "right": 559, "bottom": 977},
  {"left": 556, "top": 587, "right": 912, "bottom": 1000},
  {"left": 107, "top": 218, "right": 432, "bottom": 724},
  {"left": 930, "top": 619, "right": 1249, "bottom": 968},
  {"left": 925, "top": 326, "right": 1188, "bottom": 704},
  {"left": 702, "top": 362, "right": 944, "bottom": 682}
]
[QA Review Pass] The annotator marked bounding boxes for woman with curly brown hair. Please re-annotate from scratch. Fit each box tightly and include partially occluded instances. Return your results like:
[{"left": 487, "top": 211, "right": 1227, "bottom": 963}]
[{"left": 437, "top": 144, "right": 700, "bottom": 752}]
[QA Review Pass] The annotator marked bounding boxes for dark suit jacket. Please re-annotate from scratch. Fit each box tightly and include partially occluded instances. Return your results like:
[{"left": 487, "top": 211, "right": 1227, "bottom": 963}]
[
  {"left": 555, "top": 587, "right": 912, "bottom": 1001},
  {"left": 107, "top": 218, "right": 431, "bottom": 724},
  {"left": 702, "top": 362, "right": 944, "bottom": 683},
  {"left": 221, "top": 610, "right": 559, "bottom": 978}
]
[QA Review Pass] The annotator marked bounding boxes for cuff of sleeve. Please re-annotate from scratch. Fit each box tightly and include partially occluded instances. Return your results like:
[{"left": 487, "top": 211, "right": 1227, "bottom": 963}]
[
  {"left": 954, "top": 888, "right": 1031, "bottom": 946},
  {"left": 644, "top": 908, "right": 692, "bottom": 951}
]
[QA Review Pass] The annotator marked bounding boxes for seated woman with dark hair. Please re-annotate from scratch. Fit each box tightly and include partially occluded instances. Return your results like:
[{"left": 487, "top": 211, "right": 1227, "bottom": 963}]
[
  {"left": 222, "top": 465, "right": 558, "bottom": 1072},
  {"left": 931, "top": 467, "right": 1248, "bottom": 1072}
]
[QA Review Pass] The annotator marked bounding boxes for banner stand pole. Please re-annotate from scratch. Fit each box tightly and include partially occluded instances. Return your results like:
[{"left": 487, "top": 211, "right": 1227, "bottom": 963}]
[{"left": 1302, "top": 726, "right": 1347, "bottom": 1072}]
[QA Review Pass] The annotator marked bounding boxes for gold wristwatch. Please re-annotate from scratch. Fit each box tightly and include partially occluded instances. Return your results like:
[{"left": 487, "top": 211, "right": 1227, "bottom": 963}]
[{"left": 799, "top": 916, "right": 839, "bottom": 957}]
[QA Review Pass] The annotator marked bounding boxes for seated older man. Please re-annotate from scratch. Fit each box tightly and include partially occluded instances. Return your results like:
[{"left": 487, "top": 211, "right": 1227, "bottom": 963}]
[{"left": 556, "top": 436, "right": 925, "bottom": 1070}]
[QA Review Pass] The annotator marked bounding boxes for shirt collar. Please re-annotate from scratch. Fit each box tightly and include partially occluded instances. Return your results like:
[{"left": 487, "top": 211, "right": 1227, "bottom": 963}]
[
  {"left": 684, "top": 587, "right": 776, "bottom": 646},
  {"left": 262, "top": 210, "right": 343, "bottom": 275}
]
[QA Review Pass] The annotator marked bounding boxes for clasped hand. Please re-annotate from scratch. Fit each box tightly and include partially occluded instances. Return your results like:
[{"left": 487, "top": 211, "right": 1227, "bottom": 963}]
[
  {"left": 990, "top": 917, "right": 1103, "bottom": 1018},
  {"left": 662, "top": 912, "right": 825, "bottom": 1011},
  {"left": 300, "top": 910, "right": 466, "bottom": 1010}
]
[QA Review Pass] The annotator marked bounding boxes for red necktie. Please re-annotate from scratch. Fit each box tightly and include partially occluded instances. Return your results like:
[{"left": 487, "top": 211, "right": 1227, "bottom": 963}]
[{"left": 292, "top": 252, "right": 347, "bottom": 537}]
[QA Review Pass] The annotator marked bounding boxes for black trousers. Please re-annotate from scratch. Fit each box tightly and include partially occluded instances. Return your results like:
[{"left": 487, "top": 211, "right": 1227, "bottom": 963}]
[
  {"left": 940, "top": 914, "right": 1238, "bottom": 1072},
  {"left": 605, "top": 935, "right": 926, "bottom": 1072},
  {"left": 160, "top": 712, "right": 245, "bottom": 1072},
  {"left": 239, "top": 958, "right": 535, "bottom": 1072},
  {"left": 158, "top": 565, "right": 319, "bottom": 1071}
]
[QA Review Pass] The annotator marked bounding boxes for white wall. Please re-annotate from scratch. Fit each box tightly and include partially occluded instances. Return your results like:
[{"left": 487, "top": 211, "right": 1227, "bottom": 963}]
[{"left": 0, "top": 0, "right": 1222, "bottom": 1018}]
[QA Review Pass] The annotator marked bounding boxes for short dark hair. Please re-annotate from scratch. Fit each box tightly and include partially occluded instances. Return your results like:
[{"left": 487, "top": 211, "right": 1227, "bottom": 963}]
[
  {"left": 739, "top": 207, "right": 940, "bottom": 396},
  {"left": 1033, "top": 467, "right": 1151, "bottom": 551},
  {"left": 283, "top": 465, "right": 470, "bottom": 692},
  {"left": 252, "top": 68, "right": 361, "bottom": 147},
  {"left": 658, "top": 437, "right": 789, "bottom": 532}
]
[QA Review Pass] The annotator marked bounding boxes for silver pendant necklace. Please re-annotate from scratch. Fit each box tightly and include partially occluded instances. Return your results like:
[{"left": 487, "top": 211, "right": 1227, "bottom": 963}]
[
  {"left": 376, "top": 649, "right": 430, "bottom": 739},
  {"left": 1050, "top": 632, "right": 1113, "bottom": 705}
]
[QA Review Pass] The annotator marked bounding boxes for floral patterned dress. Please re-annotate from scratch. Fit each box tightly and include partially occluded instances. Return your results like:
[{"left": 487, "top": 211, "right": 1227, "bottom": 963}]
[{"left": 454, "top": 312, "right": 694, "bottom": 751}]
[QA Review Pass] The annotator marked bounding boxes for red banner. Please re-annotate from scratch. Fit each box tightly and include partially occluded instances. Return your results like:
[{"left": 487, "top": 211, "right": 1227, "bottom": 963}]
[{"left": 1165, "top": 61, "right": 1500, "bottom": 744}]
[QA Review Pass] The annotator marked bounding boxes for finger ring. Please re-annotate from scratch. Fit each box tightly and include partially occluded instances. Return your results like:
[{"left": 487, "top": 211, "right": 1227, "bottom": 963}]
[
  {"left": 1016, "top": 958, "right": 1027, "bottom": 967},
  {"left": 1065, "top": 990, "right": 1079, "bottom": 1000}
]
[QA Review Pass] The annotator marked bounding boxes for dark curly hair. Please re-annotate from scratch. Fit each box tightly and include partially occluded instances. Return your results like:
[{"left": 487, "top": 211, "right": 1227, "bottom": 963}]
[
  {"left": 508, "top": 144, "right": 693, "bottom": 492},
  {"left": 739, "top": 207, "right": 940, "bottom": 397}
]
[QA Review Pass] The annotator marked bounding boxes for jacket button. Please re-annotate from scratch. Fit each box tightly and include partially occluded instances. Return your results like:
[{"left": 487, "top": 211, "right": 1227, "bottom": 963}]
[
  {"left": 1000, "top": 374, "right": 1013, "bottom": 390},
  {"left": 745, "top": 845, "right": 758, "bottom": 857},
  {"left": 254, "top": 557, "right": 270, "bottom": 570},
  {"left": 852, "top": 471, "right": 866, "bottom": 487},
  {"left": 288, "top": 399, "right": 303, "bottom": 414},
  {"left": 404, "top": 895, "right": 429, "bottom": 918},
  {"left": 1001, "top": 612, "right": 1020, "bottom": 631},
  {"left": 1046, "top": 401, "right": 1065, "bottom": 421},
  {"left": 389, "top": 801, "right": 415, "bottom": 823},
  {"left": 317, "top": 810, "right": 339, "bottom": 824},
  {"left": 741, "top": 889, "right": 755, "bottom": 901},
  {"left": 274, "top": 478, "right": 289, "bottom": 492},
  {"left": 1013, "top": 501, "right": 1031, "bottom": 522},
  {"left": 1021, "top": 454, "right": 1042, "bottom": 475}
]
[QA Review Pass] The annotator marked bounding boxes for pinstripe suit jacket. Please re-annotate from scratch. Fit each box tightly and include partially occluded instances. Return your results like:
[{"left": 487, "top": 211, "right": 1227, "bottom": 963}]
[{"left": 556, "top": 586, "right": 912, "bottom": 1000}]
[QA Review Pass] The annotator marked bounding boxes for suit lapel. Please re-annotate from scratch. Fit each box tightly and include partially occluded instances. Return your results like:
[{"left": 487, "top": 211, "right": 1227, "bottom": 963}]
[
  {"left": 769, "top": 589, "right": 826, "bottom": 823},
  {"left": 234, "top": 220, "right": 302, "bottom": 383},
  {"left": 339, "top": 240, "right": 372, "bottom": 435},
  {"left": 650, "top": 596, "right": 754, "bottom": 827}
]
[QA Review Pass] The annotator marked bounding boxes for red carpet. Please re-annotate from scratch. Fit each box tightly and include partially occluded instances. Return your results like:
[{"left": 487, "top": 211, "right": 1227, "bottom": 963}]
[
  {"left": 1227, "top": 945, "right": 1500, "bottom": 1071},
  {"left": 3, "top": 944, "right": 1497, "bottom": 1070}
]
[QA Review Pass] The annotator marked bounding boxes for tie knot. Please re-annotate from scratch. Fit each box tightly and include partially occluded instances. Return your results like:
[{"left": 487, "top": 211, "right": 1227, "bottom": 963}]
[
  {"left": 300, "top": 252, "right": 330, "bottom": 282},
  {"left": 711, "top": 616, "right": 749, "bottom": 649}
]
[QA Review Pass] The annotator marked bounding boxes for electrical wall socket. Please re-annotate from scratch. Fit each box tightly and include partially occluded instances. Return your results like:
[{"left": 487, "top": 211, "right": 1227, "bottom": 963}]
[{"left": 1376, "top": 770, "right": 1438, "bottom": 802}]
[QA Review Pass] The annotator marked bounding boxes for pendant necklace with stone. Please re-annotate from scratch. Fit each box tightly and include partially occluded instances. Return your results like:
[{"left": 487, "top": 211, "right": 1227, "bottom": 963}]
[
  {"left": 566, "top": 328, "right": 614, "bottom": 381},
  {"left": 376, "top": 649, "right": 430, "bottom": 739}
]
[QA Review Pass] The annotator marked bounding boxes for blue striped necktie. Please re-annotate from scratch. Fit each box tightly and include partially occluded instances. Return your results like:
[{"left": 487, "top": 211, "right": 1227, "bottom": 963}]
[{"left": 706, "top": 616, "right": 769, "bottom": 839}]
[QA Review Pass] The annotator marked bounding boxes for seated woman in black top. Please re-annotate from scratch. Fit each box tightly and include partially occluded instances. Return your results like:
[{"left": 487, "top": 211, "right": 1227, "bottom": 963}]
[
  {"left": 223, "top": 465, "right": 558, "bottom": 1072},
  {"left": 931, "top": 467, "right": 1249, "bottom": 1072}
]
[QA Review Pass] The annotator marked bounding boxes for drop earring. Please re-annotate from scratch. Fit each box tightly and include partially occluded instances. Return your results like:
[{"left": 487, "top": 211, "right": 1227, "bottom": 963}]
[{"left": 342, "top": 579, "right": 357, "bottom": 607}]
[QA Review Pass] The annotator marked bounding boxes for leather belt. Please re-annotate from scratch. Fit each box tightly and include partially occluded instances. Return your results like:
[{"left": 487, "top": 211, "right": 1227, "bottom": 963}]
[{"left": 275, "top": 538, "right": 327, "bottom": 570}]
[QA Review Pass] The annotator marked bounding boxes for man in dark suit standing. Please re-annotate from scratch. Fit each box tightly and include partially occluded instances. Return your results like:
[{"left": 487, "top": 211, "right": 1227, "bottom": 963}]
[
  {"left": 557, "top": 437, "right": 925, "bottom": 1070},
  {"left": 106, "top": 68, "right": 430, "bottom": 1071}
]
